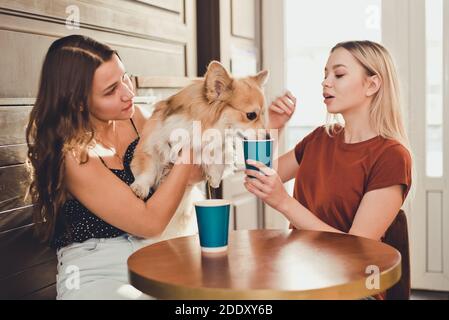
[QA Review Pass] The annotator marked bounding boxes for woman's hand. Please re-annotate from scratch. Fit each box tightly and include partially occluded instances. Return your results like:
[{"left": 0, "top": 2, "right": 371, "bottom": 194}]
[
  {"left": 188, "top": 164, "right": 204, "bottom": 185},
  {"left": 243, "top": 159, "right": 290, "bottom": 212},
  {"left": 268, "top": 91, "right": 297, "bottom": 130},
  {"left": 176, "top": 147, "right": 204, "bottom": 185}
]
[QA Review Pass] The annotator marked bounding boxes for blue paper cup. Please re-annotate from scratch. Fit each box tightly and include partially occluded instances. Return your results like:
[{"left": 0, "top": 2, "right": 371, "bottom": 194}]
[
  {"left": 194, "top": 200, "right": 231, "bottom": 253},
  {"left": 243, "top": 139, "right": 273, "bottom": 177}
]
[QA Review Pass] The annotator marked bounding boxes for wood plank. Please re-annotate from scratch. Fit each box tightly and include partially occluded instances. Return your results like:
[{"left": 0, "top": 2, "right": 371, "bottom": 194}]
[
  {"left": 0, "top": 206, "right": 34, "bottom": 234},
  {"left": 0, "top": 259, "right": 56, "bottom": 300},
  {"left": 0, "top": 24, "right": 189, "bottom": 97},
  {"left": 0, "top": 164, "right": 32, "bottom": 212},
  {"left": 0, "top": 98, "right": 35, "bottom": 106},
  {"left": 0, "top": 106, "right": 31, "bottom": 145},
  {"left": 114, "top": 42, "right": 186, "bottom": 78},
  {"left": 136, "top": 76, "right": 200, "bottom": 88},
  {"left": 0, "top": 0, "right": 189, "bottom": 42},
  {"left": 0, "top": 144, "right": 28, "bottom": 167},
  {"left": 22, "top": 283, "right": 56, "bottom": 300},
  {"left": 135, "top": 0, "right": 184, "bottom": 13},
  {"left": 0, "top": 224, "right": 55, "bottom": 279}
]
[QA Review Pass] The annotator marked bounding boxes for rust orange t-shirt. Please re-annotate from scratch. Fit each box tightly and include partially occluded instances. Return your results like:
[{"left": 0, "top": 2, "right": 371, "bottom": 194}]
[{"left": 293, "top": 126, "right": 412, "bottom": 234}]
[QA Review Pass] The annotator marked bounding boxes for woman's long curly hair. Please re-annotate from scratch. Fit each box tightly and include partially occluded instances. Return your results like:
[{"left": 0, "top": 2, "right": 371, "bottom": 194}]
[{"left": 26, "top": 35, "right": 116, "bottom": 243}]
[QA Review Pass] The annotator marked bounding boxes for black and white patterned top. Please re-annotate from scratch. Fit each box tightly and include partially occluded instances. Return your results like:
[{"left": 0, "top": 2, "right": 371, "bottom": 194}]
[{"left": 52, "top": 119, "right": 153, "bottom": 249}]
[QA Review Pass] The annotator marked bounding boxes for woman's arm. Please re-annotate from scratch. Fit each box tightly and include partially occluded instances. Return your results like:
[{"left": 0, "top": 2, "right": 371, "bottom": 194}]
[
  {"left": 266, "top": 91, "right": 299, "bottom": 183},
  {"left": 65, "top": 150, "right": 196, "bottom": 238},
  {"left": 348, "top": 185, "right": 403, "bottom": 240},
  {"left": 244, "top": 167, "right": 344, "bottom": 234},
  {"left": 244, "top": 160, "right": 404, "bottom": 241},
  {"left": 278, "top": 185, "right": 403, "bottom": 240},
  {"left": 275, "top": 149, "right": 299, "bottom": 183}
]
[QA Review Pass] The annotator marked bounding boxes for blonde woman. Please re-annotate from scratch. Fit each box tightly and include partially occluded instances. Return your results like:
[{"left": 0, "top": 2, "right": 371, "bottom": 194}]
[{"left": 244, "top": 41, "right": 412, "bottom": 298}]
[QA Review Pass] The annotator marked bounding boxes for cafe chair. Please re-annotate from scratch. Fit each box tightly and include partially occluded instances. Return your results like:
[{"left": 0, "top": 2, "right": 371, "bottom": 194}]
[{"left": 384, "top": 210, "right": 410, "bottom": 300}]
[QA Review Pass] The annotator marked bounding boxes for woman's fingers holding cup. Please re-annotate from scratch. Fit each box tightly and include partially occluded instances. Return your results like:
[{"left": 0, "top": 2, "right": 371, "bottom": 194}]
[
  {"left": 245, "top": 175, "right": 271, "bottom": 195},
  {"left": 244, "top": 181, "right": 267, "bottom": 199},
  {"left": 246, "top": 160, "right": 276, "bottom": 176},
  {"left": 246, "top": 159, "right": 262, "bottom": 168},
  {"left": 245, "top": 169, "right": 269, "bottom": 182}
]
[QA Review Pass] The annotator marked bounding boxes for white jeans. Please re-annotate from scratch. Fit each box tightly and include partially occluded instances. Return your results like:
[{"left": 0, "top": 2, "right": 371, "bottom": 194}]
[{"left": 56, "top": 235, "right": 155, "bottom": 300}]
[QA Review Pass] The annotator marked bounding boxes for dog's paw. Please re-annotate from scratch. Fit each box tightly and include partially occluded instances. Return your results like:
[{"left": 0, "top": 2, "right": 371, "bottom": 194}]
[{"left": 130, "top": 180, "right": 151, "bottom": 199}]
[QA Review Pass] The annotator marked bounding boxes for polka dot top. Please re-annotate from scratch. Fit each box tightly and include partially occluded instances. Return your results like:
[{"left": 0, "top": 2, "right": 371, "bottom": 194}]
[{"left": 52, "top": 119, "right": 153, "bottom": 249}]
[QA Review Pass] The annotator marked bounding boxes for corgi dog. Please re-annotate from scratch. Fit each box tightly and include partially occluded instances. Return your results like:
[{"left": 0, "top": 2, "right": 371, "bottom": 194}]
[{"left": 130, "top": 61, "right": 269, "bottom": 243}]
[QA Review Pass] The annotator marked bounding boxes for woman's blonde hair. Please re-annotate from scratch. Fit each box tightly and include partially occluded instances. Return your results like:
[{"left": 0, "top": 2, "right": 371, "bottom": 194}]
[{"left": 326, "top": 40, "right": 415, "bottom": 200}]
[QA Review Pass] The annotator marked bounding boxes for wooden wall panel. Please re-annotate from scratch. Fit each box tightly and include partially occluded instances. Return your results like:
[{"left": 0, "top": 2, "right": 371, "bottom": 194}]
[
  {"left": 0, "top": 224, "right": 56, "bottom": 300},
  {"left": 0, "top": 165, "right": 31, "bottom": 212},
  {"left": 0, "top": 207, "right": 34, "bottom": 234},
  {"left": 0, "top": 145, "right": 28, "bottom": 167},
  {"left": 0, "top": 224, "right": 55, "bottom": 279},
  {"left": 0, "top": 0, "right": 196, "bottom": 98},
  {"left": 136, "top": 0, "right": 184, "bottom": 14},
  {"left": 0, "top": 24, "right": 188, "bottom": 97},
  {"left": 0, "top": 258, "right": 56, "bottom": 299},
  {"left": 22, "top": 283, "right": 56, "bottom": 300},
  {"left": 0, "top": 0, "right": 190, "bottom": 39},
  {"left": 0, "top": 106, "right": 31, "bottom": 144}
]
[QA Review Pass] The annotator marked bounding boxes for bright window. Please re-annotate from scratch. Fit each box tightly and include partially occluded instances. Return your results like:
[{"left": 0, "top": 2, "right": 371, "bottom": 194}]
[
  {"left": 285, "top": 0, "right": 382, "bottom": 150},
  {"left": 425, "top": 0, "right": 443, "bottom": 177}
]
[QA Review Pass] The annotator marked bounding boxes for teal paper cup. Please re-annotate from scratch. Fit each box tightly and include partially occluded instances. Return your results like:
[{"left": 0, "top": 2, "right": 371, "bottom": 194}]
[
  {"left": 243, "top": 139, "right": 273, "bottom": 177},
  {"left": 194, "top": 200, "right": 231, "bottom": 253}
]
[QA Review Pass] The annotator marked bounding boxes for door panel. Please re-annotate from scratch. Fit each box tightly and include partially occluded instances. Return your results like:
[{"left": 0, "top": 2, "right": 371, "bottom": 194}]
[{"left": 384, "top": 0, "right": 449, "bottom": 291}]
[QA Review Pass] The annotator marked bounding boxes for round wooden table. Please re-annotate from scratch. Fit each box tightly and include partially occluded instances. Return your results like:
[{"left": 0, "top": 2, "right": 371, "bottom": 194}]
[{"left": 128, "top": 230, "right": 401, "bottom": 299}]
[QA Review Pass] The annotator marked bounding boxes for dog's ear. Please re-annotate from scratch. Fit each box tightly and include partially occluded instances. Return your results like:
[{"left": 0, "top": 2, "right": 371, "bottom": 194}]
[
  {"left": 251, "top": 70, "right": 269, "bottom": 87},
  {"left": 205, "top": 61, "right": 233, "bottom": 102}
]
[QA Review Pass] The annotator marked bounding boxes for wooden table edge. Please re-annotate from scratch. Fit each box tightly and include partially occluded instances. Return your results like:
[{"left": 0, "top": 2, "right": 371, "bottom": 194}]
[{"left": 128, "top": 247, "right": 402, "bottom": 300}]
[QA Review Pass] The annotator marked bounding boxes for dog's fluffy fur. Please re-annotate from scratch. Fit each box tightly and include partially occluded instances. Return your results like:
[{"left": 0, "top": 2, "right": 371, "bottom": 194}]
[{"left": 130, "top": 61, "right": 269, "bottom": 241}]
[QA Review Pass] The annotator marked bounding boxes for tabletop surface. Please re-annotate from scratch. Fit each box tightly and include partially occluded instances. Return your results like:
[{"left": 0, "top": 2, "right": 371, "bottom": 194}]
[{"left": 128, "top": 229, "right": 401, "bottom": 299}]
